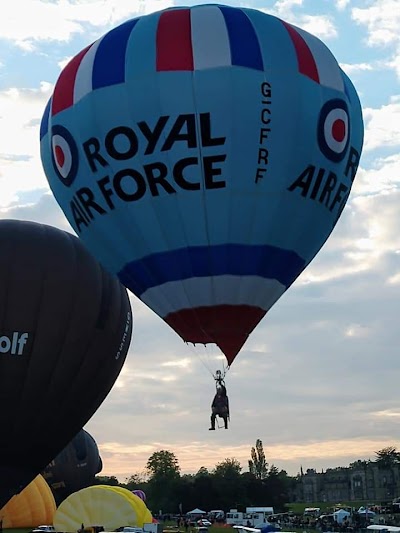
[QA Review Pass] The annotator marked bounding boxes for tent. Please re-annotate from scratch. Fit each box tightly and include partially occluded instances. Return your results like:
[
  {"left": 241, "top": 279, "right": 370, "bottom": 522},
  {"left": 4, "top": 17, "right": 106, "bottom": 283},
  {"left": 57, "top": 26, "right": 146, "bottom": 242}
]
[
  {"left": 333, "top": 509, "right": 351, "bottom": 524},
  {"left": 187, "top": 509, "right": 207, "bottom": 516},
  {"left": 359, "top": 510, "right": 376, "bottom": 517}
]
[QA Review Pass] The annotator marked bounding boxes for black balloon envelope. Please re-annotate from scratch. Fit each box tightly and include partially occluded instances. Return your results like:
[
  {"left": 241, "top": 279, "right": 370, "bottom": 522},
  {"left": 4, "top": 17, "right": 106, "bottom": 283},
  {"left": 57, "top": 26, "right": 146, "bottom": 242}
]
[
  {"left": 0, "top": 220, "right": 132, "bottom": 509},
  {"left": 42, "top": 428, "right": 103, "bottom": 504}
]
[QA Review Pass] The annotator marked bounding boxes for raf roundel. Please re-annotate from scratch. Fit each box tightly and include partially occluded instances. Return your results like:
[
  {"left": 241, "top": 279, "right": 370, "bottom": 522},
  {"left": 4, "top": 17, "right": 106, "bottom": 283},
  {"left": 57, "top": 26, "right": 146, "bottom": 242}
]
[
  {"left": 317, "top": 99, "right": 350, "bottom": 163},
  {"left": 51, "top": 125, "right": 79, "bottom": 187}
]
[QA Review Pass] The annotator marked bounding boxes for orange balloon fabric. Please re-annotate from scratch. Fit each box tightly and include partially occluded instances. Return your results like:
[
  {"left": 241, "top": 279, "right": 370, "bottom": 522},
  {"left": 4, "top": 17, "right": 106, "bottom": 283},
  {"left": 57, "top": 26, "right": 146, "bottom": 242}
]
[{"left": 0, "top": 474, "right": 56, "bottom": 527}]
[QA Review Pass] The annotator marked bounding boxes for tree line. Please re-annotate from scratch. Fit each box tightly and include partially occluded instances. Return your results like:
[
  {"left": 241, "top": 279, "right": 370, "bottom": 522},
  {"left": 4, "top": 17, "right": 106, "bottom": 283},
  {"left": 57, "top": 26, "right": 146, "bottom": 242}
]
[{"left": 93, "top": 441, "right": 400, "bottom": 515}]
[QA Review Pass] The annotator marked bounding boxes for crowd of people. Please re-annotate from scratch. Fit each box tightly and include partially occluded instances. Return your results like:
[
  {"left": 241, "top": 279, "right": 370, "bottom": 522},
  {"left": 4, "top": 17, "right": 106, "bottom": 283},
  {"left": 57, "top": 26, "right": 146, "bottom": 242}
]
[{"left": 268, "top": 510, "right": 400, "bottom": 532}]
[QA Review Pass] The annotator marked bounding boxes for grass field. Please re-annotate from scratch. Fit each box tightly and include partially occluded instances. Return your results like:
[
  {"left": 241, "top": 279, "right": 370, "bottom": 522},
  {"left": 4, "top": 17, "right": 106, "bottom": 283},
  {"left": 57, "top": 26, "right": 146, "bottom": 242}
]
[{"left": 4, "top": 529, "right": 31, "bottom": 533}]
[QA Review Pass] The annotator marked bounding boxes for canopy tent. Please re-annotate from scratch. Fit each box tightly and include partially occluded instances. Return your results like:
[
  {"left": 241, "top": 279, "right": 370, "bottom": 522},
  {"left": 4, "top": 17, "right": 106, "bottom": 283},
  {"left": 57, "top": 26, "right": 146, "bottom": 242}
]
[
  {"left": 333, "top": 510, "right": 351, "bottom": 524},
  {"left": 187, "top": 509, "right": 207, "bottom": 516}
]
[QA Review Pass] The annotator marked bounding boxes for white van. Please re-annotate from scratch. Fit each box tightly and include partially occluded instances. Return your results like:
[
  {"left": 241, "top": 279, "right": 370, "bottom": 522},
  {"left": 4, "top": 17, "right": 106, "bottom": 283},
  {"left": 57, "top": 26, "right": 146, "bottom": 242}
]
[{"left": 209, "top": 510, "right": 225, "bottom": 521}]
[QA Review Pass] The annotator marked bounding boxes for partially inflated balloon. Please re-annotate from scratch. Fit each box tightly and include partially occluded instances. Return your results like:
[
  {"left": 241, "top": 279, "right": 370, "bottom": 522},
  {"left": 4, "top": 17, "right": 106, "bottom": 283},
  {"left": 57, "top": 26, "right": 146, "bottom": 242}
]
[
  {"left": 0, "top": 474, "right": 56, "bottom": 527},
  {"left": 54, "top": 485, "right": 151, "bottom": 532},
  {"left": 0, "top": 220, "right": 132, "bottom": 508},
  {"left": 42, "top": 429, "right": 103, "bottom": 504},
  {"left": 40, "top": 5, "right": 363, "bottom": 365},
  {"left": 110, "top": 487, "right": 151, "bottom": 524},
  {"left": 132, "top": 489, "right": 146, "bottom": 502}
]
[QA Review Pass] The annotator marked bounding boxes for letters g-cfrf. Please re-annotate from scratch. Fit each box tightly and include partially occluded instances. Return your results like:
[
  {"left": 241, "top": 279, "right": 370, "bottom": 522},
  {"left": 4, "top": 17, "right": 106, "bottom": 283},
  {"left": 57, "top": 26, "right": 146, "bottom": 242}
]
[{"left": 0, "top": 332, "right": 31, "bottom": 356}]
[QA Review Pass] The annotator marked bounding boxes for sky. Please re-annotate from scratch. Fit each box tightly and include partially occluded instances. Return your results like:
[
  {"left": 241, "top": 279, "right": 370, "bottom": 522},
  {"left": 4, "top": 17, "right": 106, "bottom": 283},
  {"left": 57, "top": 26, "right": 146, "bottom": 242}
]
[{"left": 1, "top": 0, "right": 400, "bottom": 486}]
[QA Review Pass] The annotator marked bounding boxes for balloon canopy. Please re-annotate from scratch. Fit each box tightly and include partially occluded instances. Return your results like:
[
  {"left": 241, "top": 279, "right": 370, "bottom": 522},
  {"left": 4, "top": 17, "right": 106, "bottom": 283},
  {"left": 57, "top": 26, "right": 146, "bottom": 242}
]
[
  {"left": 54, "top": 485, "right": 152, "bottom": 532},
  {"left": 0, "top": 220, "right": 132, "bottom": 508},
  {"left": 42, "top": 428, "right": 103, "bottom": 504},
  {"left": 132, "top": 489, "right": 146, "bottom": 502},
  {"left": 40, "top": 5, "right": 364, "bottom": 366},
  {"left": 0, "top": 474, "right": 56, "bottom": 528}
]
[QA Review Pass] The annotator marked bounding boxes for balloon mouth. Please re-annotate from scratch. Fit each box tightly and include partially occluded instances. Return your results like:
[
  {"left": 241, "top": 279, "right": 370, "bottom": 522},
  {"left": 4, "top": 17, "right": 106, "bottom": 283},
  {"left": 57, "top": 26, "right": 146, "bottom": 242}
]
[{"left": 164, "top": 304, "right": 266, "bottom": 365}]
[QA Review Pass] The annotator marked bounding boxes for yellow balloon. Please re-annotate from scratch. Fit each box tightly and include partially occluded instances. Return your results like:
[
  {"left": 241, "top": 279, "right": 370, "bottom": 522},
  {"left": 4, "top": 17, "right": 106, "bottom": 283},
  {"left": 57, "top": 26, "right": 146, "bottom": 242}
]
[
  {"left": 143, "top": 509, "right": 153, "bottom": 525},
  {"left": 99, "top": 487, "right": 151, "bottom": 526},
  {"left": 0, "top": 474, "right": 56, "bottom": 528},
  {"left": 54, "top": 485, "right": 145, "bottom": 532}
]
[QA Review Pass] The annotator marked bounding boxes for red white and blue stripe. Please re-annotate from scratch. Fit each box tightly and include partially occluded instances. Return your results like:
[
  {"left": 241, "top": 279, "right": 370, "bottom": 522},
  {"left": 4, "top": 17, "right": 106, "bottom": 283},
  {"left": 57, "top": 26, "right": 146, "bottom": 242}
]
[
  {"left": 119, "top": 244, "right": 305, "bottom": 364},
  {"left": 282, "top": 21, "right": 345, "bottom": 92},
  {"left": 41, "top": 5, "right": 346, "bottom": 129}
]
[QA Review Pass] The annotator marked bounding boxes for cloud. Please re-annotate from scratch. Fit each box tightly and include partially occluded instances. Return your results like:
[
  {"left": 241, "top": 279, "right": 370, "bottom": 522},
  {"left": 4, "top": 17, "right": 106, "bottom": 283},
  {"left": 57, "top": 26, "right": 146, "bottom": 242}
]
[
  {"left": 296, "top": 15, "right": 337, "bottom": 40},
  {"left": 351, "top": 0, "right": 400, "bottom": 79},
  {"left": 273, "top": 0, "right": 303, "bottom": 17},
  {"left": 0, "top": 192, "right": 73, "bottom": 231},
  {"left": 0, "top": 1, "right": 85, "bottom": 49},
  {"left": 363, "top": 96, "right": 400, "bottom": 152},
  {"left": 387, "top": 53, "right": 400, "bottom": 81},
  {"left": 352, "top": 155, "right": 400, "bottom": 196},
  {"left": 263, "top": 1, "right": 337, "bottom": 40},
  {"left": 352, "top": 1, "right": 400, "bottom": 47},
  {"left": 0, "top": 83, "right": 52, "bottom": 206},
  {"left": 335, "top": 0, "right": 350, "bottom": 9},
  {"left": 340, "top": 62, "right": 374, "bottom": 75},
  {"left": 0, "top": 0, "right": 175, "bottom": 50}
]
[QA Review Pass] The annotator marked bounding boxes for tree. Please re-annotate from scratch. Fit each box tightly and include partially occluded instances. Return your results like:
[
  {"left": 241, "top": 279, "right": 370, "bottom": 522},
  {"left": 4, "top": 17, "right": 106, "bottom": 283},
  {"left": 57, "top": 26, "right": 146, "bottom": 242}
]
[
  {"left": 195, "top": 466, "right": 209, "bottom": 477},
  {"left": 248, "top": 439, "right": 269, "bottom": 479},
  {"left": 213, "top": 458, "right": 243, "bottom": 510},
  {"left": 263, "top": 467, "right": 291, "bottom": 511},
  {"left": 93, "top": 475, "right": 119, "bottom": 486},
  {"left": 375, "top": 447, "right": 400, "bottom": 468},
  {"left": 214, "top": 458, "right": 242, "bottom": 477},
  {"left": 146, "top": 450, "right": 181, "bottom": 513},
  {"left": 349, "top": 459, "right": 370, "bottom": 469},
  {"left": 124, "top": 472, "right": 147, "bottom": 490},
  {"left": 146, "top": 450, "right": 180, "bottom": 480}
]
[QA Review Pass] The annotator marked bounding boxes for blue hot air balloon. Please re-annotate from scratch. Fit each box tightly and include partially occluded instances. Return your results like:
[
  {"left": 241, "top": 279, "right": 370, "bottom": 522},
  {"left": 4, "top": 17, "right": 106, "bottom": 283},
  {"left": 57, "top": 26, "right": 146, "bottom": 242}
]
[{"left": 40, "top": 5, "right": 364, "bottom": 367}]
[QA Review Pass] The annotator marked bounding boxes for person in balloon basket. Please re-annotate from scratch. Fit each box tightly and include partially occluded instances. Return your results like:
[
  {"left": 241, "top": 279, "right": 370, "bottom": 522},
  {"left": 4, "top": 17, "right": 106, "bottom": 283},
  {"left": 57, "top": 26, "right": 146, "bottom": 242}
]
[{"left": 209, "top": 385, "right": 229, "bottom": 430}]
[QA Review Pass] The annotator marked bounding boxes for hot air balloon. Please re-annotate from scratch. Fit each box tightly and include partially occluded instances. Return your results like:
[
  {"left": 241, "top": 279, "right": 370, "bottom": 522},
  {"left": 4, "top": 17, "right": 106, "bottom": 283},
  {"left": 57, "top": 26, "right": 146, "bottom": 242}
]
[
  {"left": 0, "top": 474, "right": 56, "bottom": 528},
  {"left": 0, "top": 220, "right": 132, "bottom": 509},
  {"left": 132, "top": 489, "right": 146, "bottom": 502},
  {"left": 42, "top": 429, "right": 103, "bottom": 504},
  {"left": 54, "top": 485, "right": 152, "bottom": 532},
  {"left": 40, "top": 5, "right": 363, "bottom": 371}
]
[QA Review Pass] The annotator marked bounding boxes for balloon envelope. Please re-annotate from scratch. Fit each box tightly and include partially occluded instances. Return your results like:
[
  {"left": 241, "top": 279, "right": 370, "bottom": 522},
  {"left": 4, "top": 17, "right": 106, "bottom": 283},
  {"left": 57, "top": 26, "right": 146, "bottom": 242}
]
[
  {"left": 132, "top": 489, "right": 146, "bottom": 502},
  {"left": 0, "top": 474, "right": 56, "bottom": 528},
  {"left": 0, "top": 220, "right": 132, "bottom": 508},
  {"left": 42, "top": 428, "right": 103, "bottom": 504},
  {"left": 40, "top": 5, "right": 363, "bottom": 365},
  {"left": 54, "top": 485, "right": 152, "bottom": 532}
]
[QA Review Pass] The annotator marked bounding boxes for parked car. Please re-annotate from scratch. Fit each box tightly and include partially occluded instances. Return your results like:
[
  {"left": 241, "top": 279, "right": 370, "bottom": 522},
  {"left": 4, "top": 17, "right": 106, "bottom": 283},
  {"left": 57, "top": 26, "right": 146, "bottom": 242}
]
[
  {"left": 30, "top": 526, "right": 56, "bottom": 533},
  {"left": 197, "top": 520, "right": 212, "bottom": 527},
  {"left": 115, "top": 526, "right": 143, "bottom": 533}
]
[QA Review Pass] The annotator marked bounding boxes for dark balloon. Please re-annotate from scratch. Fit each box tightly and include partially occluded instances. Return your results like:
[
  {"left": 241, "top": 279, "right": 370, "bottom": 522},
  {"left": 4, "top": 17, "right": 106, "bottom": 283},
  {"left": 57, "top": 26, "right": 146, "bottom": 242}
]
[
  {"left": 0, "top": 220, "right": 132, "bottom": 509},
  {"left": 42, "top": 429, "right": 103, "bottom": 504}
]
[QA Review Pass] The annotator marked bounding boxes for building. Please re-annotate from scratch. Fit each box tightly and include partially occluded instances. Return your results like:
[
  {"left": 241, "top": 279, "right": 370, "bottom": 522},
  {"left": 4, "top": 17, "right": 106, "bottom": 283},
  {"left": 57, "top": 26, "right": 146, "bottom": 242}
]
[{"left": 297, "top": 462, "right": 400, "bottom": 503}]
